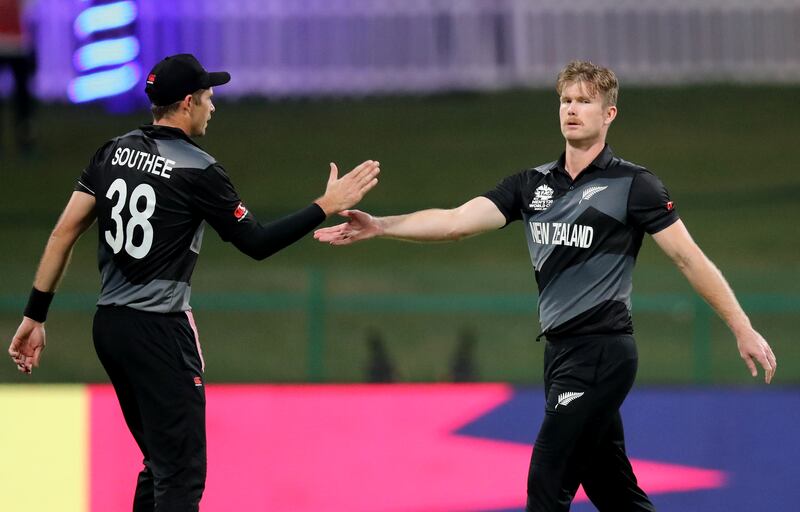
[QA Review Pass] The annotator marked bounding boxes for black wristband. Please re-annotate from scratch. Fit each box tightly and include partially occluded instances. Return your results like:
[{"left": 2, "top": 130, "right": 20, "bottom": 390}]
[
  {"left": 23, "top": 287, "right": 54, "bottom": 323},
  {"left": 308, "top": 202, "right": 327, "bottom": 220}
]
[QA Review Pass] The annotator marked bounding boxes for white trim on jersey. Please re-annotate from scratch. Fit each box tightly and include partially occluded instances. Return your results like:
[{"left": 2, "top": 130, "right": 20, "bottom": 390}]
[{"left": 77, "top": 180, "right": 96, "bottom": 195}]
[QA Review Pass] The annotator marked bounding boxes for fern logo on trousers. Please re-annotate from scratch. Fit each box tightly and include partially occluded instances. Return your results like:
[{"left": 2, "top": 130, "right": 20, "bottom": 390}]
[{"left": 556, "top": 391, "right": 585, "bottom": 409}]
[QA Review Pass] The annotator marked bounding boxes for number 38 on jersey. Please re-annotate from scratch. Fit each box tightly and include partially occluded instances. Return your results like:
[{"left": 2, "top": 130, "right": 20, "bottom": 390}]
[{"left": 104, "top": 178, "right": 156, "bottom": 259}]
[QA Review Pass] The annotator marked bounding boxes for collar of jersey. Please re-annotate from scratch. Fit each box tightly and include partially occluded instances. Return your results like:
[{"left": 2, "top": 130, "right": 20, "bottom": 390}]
[
  {"left": 140, "top": 124, "right": 204, "bottom": 150},
  {"left": 554, "top": 143, "right": 615, "bottom": 179}
]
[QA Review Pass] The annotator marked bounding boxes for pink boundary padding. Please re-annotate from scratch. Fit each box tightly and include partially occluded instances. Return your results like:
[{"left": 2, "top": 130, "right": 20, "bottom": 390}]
[
  {"left": 89, "top": 384, "right": 725, "bottom": 511},
  {"left": 89, "top": 384, "right": 141, "bottom": 511}
]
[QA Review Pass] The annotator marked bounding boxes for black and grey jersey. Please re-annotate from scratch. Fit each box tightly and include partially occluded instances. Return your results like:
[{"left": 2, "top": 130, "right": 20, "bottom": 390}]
[
  {"left": 75, "top": 124, "right": 325, "bottom": 313},
  {"left": 483, "top": 145, "right": 679, "bottom": 339}
]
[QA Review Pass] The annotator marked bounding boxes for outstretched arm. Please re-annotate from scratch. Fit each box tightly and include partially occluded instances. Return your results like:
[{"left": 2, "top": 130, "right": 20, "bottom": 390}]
[
  {"left": 652, "top": 220, "right": 777, "bottom": 383},
  {"left": 9, "top": 191, "right": 96, "bottom": 374},
  {"left": 198, "top": 160, "right": 380, "bottom": 260},
  {"left": 314, "top": 196, "right": 507, "bottom": 245}
]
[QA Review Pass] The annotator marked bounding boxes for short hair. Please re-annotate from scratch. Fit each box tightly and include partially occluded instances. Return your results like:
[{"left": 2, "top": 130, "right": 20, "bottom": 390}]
[
  {"left": 150, "top": 90, "right": 204, "bottom": 121},
  {"left": 556, "top": 60, "right": 618, "bottom": 106}
]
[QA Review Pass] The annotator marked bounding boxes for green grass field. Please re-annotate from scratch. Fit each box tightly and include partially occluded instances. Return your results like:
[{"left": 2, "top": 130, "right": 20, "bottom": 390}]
[{"left": 0, "top": 86, "right": 798, "bottom": 384}]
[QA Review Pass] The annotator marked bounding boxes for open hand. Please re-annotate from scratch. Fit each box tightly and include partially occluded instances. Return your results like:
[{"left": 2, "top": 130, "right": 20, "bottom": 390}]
[
  {"left": 315, "top": 161, "right": 380, "bottom": 216},
  {"left": 314, "top": 209, "right": 382, "bottom": 245},
  {"left": 8, "top": 317, "right": 46, "bottom": 375}
]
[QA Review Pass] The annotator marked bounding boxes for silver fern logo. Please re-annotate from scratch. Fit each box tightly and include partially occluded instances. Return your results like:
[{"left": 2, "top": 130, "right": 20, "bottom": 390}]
[
  {"left": 579, "top": 185, "right": 608, "bottom": 204},
  {"left": 556, "top": 391, "right": 585, "bottom": 409}
]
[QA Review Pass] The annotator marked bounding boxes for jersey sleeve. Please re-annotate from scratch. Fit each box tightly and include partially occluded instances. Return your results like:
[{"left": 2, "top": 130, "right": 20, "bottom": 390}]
[
  {"left": 627, "top": 170, "right": 680, "bottom": 234},
  {"left": 190, "top": 163, "right": 326, "bottom": 260},
  {"left": 189, "top": 163, "right": 252, "bottom": 238},
  {"left": 74, "top": 141, "right": 113, "bottom": 196},
  {"left": 482, "top": 172, "right": 524, "bottom": 225}
]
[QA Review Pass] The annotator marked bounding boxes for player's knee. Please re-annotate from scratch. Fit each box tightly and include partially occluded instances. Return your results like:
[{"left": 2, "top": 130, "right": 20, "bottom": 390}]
[{"left": 153, "top": 455, "right": 206, "bottom": 510}]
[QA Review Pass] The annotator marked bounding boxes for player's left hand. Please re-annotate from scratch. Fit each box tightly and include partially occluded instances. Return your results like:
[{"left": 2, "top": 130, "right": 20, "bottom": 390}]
[
  {"left": 315, "top": 161, "right": 380, "bottom": 216},
  {"left": 736, "top": 329, "right": 776, "bottom": 384},
  {"left": 8, "top": 317, "right": 46, "bottom": 375}
]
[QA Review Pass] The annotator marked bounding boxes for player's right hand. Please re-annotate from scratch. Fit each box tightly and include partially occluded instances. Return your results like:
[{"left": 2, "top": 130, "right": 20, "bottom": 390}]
[
  {"left": 313, "top": 209, "right": 383, "bottom": 245},
  {"left": 315, "top": 160, "right": 380, "bottom": 216},
  {"left": 8, "top": 317, "right": 46, "bottom": 375}
]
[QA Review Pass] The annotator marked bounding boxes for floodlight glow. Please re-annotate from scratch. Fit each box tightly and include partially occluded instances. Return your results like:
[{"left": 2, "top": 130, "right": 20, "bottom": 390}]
[
  {"left": 69, "top": 63, "right": 141, "bottom": 103},
  {"left": 74, "top": 1, "right": 137, "bottom": 38},
  {"left": 73, "top": 37, "right": 140, "bottom": 72}
]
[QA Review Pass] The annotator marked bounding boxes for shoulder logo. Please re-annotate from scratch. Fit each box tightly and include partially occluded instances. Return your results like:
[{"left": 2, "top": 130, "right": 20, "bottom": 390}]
[
  {"left": 579, "top": 185, "right": 608, "bottom": 204},
  {"left": 529, "top": 184, "right": 554, "bottom": 211},
  {"left": 556, "top": 391, "right": 584, "bottom": 409},
  {"left": 234, "top": 202, "right": 249, "bottom": 222}
]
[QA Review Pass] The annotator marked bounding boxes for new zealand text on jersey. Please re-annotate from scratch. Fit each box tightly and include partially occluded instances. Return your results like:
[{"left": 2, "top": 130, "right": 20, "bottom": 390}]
[
  {"left": 529, "top": 221, "right": 594, "bottom": 248},
  {"left": 111, "top": 147, "right": 175, "bottom": 179}
]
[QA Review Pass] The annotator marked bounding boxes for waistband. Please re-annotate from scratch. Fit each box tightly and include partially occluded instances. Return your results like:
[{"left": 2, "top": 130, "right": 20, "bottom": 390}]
[
  {"left": 542, "top": 332, "right": 635, "bottom": 346},
  {"left": 96, "top": 304, "right": 189, "bottom": 319}
]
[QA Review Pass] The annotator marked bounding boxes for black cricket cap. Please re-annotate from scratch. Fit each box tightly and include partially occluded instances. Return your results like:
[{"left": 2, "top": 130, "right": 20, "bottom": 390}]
[{"left": 145, "top": 54, "right": 230, "bottom": 106}]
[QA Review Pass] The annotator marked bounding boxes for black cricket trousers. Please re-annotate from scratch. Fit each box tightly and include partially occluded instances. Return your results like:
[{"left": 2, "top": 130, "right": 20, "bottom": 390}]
[
  {"left": 94, "top": 306, "right": 206, "bottom": 512},
  {"left": 526, "top": 334, "right": 656, "bottom": 511}
]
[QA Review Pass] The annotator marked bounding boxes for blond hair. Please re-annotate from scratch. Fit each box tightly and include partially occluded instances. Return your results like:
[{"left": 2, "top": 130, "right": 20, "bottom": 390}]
[
  {"left": 151, "top": 90, "right": 204, "bottom": 121},
  {"left": 556, "top": 60, "right": 618, "bottom": 106}
]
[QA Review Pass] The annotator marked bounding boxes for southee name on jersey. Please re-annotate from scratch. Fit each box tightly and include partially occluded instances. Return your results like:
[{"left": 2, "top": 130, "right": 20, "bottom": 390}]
[
  {"left": 529, "top": 221, "right": 594, "bottom": 248},
  {"left": 111, "top": 147, "right": 176, "bottom": 179}
]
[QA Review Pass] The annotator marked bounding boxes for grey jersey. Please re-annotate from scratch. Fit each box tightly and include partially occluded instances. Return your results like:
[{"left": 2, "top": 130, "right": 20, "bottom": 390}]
[
  {"left": 484, "top": 145, "right": 679, "bottom": 339},
  {"left": 76, "top": 125, "right": 252, "bottom": 313}
]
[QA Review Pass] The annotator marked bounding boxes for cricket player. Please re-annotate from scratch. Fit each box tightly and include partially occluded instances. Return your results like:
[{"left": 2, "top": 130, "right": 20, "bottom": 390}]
[
  {"left": 314, "top": 60, "right": 776, "bottom": 511},
  {"left": 8, "top": 53, "right": 380, "bottom": 511}
]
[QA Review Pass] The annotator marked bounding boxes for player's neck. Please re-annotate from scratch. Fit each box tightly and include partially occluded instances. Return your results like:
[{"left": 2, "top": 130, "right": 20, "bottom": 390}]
[
  {"left": 563, "top": 139, "right": 606, "bottom": 180},
  {"left": 153, "top": 116, "right": 192, "bottom": 137}
]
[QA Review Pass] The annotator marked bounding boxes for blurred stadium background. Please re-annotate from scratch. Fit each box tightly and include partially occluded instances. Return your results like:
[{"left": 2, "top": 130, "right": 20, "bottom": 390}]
[{"left": 1, "top": 1, "right": 798, "bottom": 511}]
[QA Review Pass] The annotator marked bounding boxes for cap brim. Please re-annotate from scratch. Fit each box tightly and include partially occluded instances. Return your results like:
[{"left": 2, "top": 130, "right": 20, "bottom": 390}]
[{"left": 208, "top": 71, "right": 231, "bottom": 87}]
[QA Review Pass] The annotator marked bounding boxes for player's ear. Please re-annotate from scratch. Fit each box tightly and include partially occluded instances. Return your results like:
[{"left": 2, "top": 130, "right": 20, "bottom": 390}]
[
  {"left": 605, "top": 105, "right": 618, "bottom": 125},
  {"left": 181, "top": 94, "right": 194, "bottom": 112}
]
